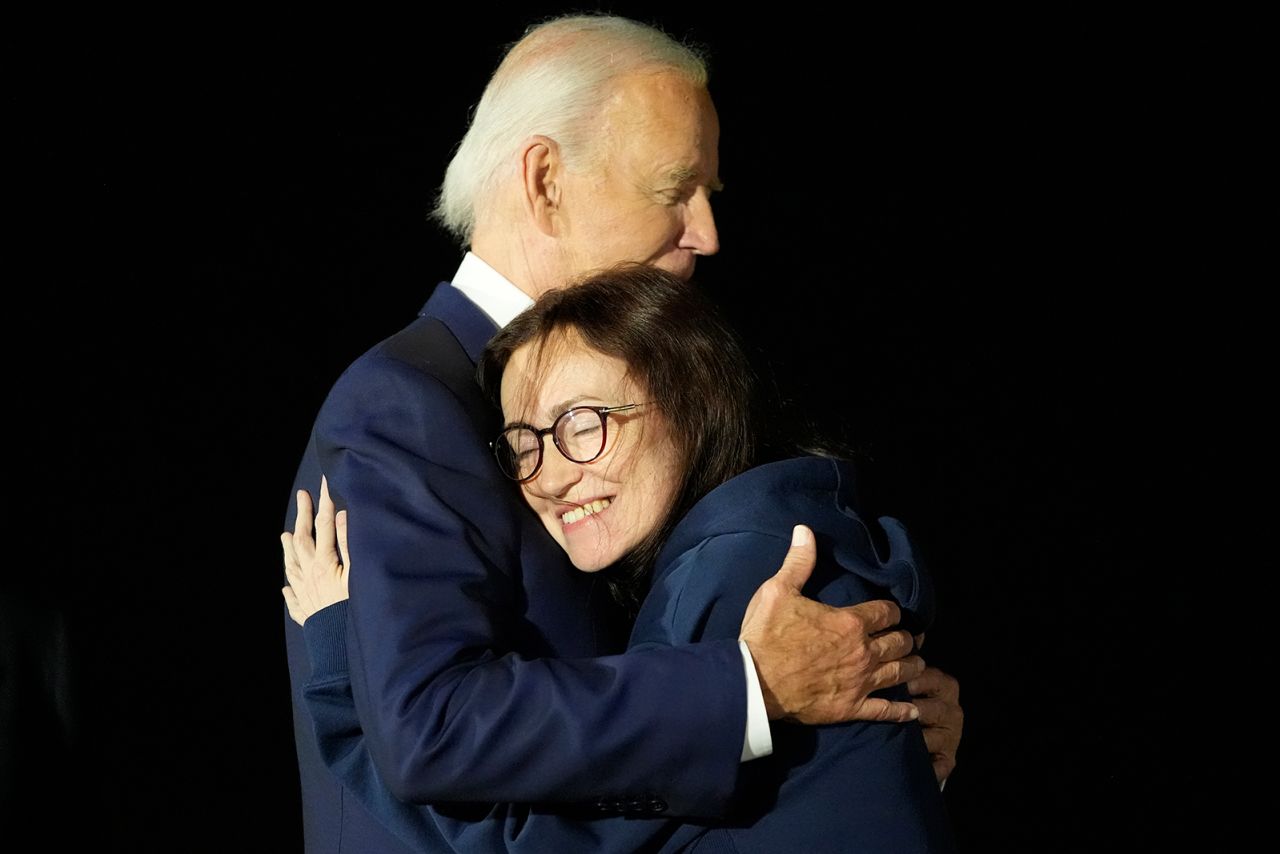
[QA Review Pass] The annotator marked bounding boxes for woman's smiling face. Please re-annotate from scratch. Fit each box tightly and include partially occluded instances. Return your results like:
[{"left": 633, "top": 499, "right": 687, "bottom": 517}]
[{"left": 499, "top": 331, "right": 682, "bottom": 572}]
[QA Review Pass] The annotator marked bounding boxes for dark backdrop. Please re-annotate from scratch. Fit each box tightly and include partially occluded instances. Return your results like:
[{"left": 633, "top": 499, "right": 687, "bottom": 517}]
[{"left": 6, "top": 7, "right": 1227, "bottom": 851}]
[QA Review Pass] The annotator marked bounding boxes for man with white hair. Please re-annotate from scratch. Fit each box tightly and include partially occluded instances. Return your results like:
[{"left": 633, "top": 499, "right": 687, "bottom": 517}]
[{"left": 283, "top": 14, "right": 962, "bottom": 853}]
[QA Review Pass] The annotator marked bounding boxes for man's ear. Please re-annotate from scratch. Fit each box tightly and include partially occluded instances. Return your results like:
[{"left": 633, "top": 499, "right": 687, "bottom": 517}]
[{"left": 520, "top": 135, "right": 561, "bottom": 237}]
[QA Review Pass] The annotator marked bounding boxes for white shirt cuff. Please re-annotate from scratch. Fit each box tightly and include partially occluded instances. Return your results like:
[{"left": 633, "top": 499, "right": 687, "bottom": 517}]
[{"left": 738, "top": 640, "right": 773, "bottom": 762}]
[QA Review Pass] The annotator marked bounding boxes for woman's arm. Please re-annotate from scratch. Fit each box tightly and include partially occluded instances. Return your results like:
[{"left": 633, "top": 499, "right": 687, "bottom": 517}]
[{"left": 281, "top": 478, "right": 348, "bottom": 628}]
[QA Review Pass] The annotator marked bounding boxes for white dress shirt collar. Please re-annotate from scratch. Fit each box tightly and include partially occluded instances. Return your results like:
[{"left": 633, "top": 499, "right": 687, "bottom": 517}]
[{"left": 449, "top": 252, "right": 534, "bottom": 329}]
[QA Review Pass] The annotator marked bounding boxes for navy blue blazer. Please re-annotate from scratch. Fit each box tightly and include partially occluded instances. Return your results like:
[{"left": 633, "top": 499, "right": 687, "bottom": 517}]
[
  {"left": 302, "top": 457, "right": 956, "bottom": 853},
  {"left": 631, "top": 457, "right": 955, "bottom": 853},
  {"left": 283, "top": 284, "right": 746, "bottom": 853}
]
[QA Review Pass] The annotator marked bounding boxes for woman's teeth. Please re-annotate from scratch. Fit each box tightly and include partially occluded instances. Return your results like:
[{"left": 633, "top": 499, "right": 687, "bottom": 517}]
[{"left": 561, "top": 499, "right": 611, "bottom": 525}]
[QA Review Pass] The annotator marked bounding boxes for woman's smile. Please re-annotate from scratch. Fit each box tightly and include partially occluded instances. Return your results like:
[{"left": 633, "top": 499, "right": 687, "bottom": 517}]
[
  {"left": 500, "top": 332, "right": 681, "bottom": 573},
  {"left": 558, "top": 497, "right": 614, "bottom": 528}
]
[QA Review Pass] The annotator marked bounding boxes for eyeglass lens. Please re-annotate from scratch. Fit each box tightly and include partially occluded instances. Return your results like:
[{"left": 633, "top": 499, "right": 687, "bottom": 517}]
[{"left": 496, "top": 408, "right": 608, "bottom": 480}]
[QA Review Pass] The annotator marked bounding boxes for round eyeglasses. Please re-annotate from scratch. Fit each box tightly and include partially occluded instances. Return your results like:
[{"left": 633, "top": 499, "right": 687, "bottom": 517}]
[{"left": 491, "top": 404, "right": 646, "bottom": 482}]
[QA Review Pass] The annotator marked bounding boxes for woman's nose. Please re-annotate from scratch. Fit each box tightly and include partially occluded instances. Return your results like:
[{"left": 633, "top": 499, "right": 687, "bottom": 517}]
[{"left": 528, "top": 440, "right": 584, "bottom": 497}]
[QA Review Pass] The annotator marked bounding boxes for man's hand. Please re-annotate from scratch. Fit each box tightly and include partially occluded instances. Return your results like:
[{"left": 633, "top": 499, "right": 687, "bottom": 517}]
[
  {"left": 739, "top": 525, "right": 926, "bottom": 724},
  {"left": 908, "top": 665, "right": 963, "bottom": 783}
]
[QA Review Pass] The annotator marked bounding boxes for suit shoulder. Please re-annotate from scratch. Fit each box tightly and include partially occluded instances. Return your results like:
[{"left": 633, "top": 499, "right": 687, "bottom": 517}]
[
  {"left": 321, "top": 314, "right": 482, "bottom": 410},
  {"left": 315, "top": 318, "right": 498, "bottom": 457},
  {"left": 333, "top": 316, "right": 469, "bottom": 385}
]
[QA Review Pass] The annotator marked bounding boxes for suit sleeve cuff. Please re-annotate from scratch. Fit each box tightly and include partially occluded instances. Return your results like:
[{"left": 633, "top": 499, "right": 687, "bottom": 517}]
[
  {"left": 302, "top": 600, "right": 350, "bottom": 681},
  {"left": 738, "top": 640, "right": 773, "bottom": 762}
]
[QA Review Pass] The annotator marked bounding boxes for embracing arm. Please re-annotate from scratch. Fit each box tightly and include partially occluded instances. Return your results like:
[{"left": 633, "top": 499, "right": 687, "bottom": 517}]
[
  {"left": 298, "top": 601, "right": 707, "bottom": 853},
  {"left": 740, "top": 526, "right": 963, "bottom": 783},
  {"left": 282, "top": 457, "right": 937, "bottom": 851},
  {"left": 312, "top": 354, "right": 745, "bottom": 816},
  {"left": 285, "top": 514, "right": 701, "bottom": 853},
  {"left": 632, "top": 520, "right": 957, "bottom": 851},
  {"left": 301, "top": 602, "right": 458, "bottom": 851}
]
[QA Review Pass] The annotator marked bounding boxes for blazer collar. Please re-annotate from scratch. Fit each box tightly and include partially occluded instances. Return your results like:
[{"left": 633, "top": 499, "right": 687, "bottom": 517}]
[{"left": 419, "top": 283, "right": 500, "bottom": 365}]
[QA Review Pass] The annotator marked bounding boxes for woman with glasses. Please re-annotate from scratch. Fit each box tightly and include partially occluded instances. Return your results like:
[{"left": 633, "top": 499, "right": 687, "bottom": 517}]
[{"left": 283, "top": 264, "right": 956, "bottom": 852}]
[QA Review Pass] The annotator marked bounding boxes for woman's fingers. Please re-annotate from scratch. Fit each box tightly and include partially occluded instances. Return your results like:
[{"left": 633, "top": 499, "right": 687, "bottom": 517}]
[
  {"left": 282, "top": 532, "right": 303, "bottom": 586},
  {"left": 335, "top": 510, "right": 351, "bottom": 595},
  {"left": 335, "top": 508, "right": 350, "bottom": 568},
  {"left": 280, "top": 479, "right": 351, "bottom": 622},
  {"left": 281, "top": 531, "right": 297, "bottom": 569},
  {"left": 282, "top": 586, "right": 306, "bottom": 627},
  {"left": 315, "top": 477, "right": 337, "bottom": 563},
  {"left": 293, "top": 490, "right": 316, "bottom": 563}
]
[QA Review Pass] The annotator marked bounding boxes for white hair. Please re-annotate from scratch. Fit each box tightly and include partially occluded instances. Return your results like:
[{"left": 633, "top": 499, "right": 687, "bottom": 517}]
[{"left": 432, "top": 14, "right": 709, "bottom": 245}]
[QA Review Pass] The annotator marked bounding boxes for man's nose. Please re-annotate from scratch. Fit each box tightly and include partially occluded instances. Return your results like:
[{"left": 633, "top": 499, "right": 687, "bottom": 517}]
[{"left": 680, "top": 189, "right": 719, "bottom": 257}]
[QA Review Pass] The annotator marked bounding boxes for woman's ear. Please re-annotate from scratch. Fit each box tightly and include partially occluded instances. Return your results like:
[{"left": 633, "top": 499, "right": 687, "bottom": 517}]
[{"left": 520, "top": 135, "right": 561, "bottom": 237}]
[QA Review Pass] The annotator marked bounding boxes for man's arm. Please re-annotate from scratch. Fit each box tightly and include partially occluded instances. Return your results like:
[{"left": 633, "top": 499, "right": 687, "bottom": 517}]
[
  {"left": 299, "top": 601, "right": 704, "bottom": 853},
  {"left": 284, "top": 499, "right": 733, "bottom": 852},
  {"left": 284, "top": 466, "right": 935, "bottom": 853},
  {"left": 304, "top": 349, "right": 930, "bottom": 817},
  {"left": 631, "top": 525, "right": 956, "bottom": 852},
  {"left": 739, "top": 526, "right": 926, "bottom": 724},
  {"left": 317, "top": 353, "right": 746, "bottom": 816},
  {"left": 746, "top": 528, "right": 964, "bottom": 783}
]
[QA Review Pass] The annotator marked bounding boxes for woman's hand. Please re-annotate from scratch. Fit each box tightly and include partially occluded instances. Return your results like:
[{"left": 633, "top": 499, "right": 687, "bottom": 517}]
[{"left": 281, "top": 476, "right": 350, "bottom": 626}]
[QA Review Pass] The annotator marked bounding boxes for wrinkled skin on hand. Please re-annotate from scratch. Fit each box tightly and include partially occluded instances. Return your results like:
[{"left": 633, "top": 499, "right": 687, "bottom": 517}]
[
  {"left": 908, "top": 663, "right": 963, "bottom": 784},
  {"left": 738, "top": 525, "right": 927, "bottom": 725}
]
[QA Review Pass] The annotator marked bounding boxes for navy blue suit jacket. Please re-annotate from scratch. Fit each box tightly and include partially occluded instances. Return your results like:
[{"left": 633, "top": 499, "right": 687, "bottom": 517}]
[
  {"left": 631, "top": 457, "right": 955, "bottom": 853},
  {"left": 284, "top": 284, "right": 745, "bottom": 853},
  {"left": 302, "top": 457, "right": 956, "bottom": 853}
]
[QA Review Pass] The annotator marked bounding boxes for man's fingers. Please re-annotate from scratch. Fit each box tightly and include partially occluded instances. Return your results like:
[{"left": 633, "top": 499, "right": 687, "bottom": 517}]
[
  {"left": 769, "top": 525, "right": 817, "bottom": 593},
  {"left": 931, "top": 754, "right": 956, "bottom": 784},
  {"left": 848, "top": 599, "right": 903, "bottom": 637},
  {"left": 869, "top": 628, "right": 914, "bottom": 663},
  {"left": 920, "top": 718, "right": 959, "bottom": 755},
  {"left": 914, "top": 632, "right": 926, "bottom": 650},
  {"left": 848, "top": 698, "right": 920, "bottom": 724},
  {"left": 912, "top": 697, "right": 956, "bottom": 728},
  {"left": 870, "top": 655, "right": 927, "bottom": 693},
  {"left": 907, "top": 667, "right": 960, "bottom": 701},
  {"left": 909, "top": 666, "right": 962, "bottom": 784}
]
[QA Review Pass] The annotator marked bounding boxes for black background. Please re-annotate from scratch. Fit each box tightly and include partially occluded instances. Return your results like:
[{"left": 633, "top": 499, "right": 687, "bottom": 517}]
[{"left": 6, "top": 6, "right": 1230, "bottom": 851}]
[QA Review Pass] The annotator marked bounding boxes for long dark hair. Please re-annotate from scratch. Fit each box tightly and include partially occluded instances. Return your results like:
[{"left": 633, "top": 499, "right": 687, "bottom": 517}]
[{"left": 479, "top": 264, "right": 756, "bottom": 611}]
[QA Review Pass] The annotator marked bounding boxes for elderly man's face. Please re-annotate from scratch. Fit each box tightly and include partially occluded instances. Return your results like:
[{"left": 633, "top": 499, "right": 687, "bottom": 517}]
[{"left": 558, "top": 70, "right": 720, "bottom": 281}]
